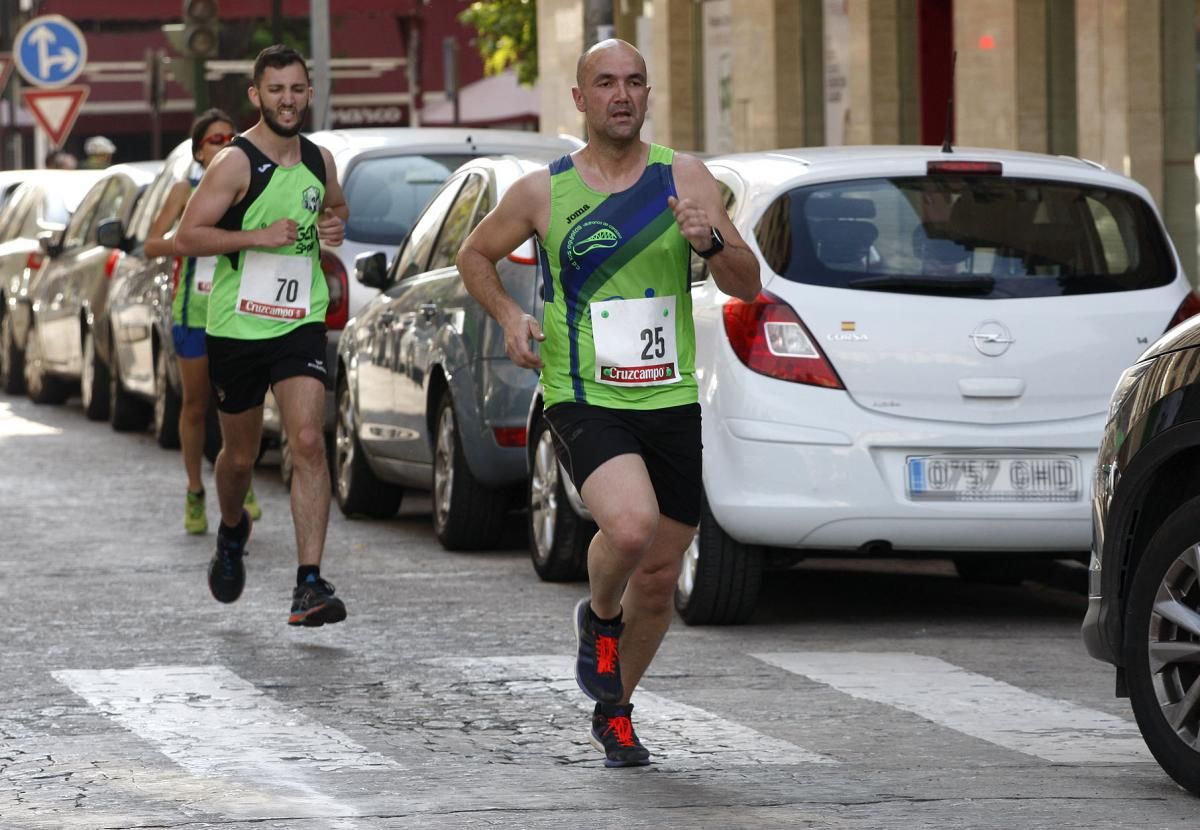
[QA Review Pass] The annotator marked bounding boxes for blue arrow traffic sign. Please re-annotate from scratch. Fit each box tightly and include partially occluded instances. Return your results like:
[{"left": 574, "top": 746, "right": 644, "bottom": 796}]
[{"left": 14, "top": 15, "right": 87, "bottom": 89}]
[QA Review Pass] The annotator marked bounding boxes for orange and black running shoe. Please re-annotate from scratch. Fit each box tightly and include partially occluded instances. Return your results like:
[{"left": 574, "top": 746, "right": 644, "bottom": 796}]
[
  {"left": 590, "top": 702, "right": 651, "bottom": 767},
  {"left": 288, "top": 577, "right": 347, "bottom": 627},
  {"left": 573, "top": 598, "right": 624, "bottom": 703}
]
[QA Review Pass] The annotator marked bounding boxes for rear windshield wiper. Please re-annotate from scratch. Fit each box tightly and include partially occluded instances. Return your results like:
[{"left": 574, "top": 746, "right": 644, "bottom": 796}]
[{"left": 846, "top": 275, "right": 996, "bottom": 294}]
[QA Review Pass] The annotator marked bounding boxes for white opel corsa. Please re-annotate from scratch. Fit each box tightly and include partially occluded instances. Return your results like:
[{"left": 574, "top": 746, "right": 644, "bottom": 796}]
[{"left": 675, "top": 146, "right": 1198, "bottom": 623}]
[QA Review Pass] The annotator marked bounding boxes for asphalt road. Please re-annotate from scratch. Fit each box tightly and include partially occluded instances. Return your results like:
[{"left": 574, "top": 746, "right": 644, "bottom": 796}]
[{"left": 0, "top": 393, "right": 1195, "bottom": 829}]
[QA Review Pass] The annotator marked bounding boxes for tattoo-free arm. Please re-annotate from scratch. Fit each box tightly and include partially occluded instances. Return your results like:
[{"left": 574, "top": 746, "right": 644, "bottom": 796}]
[
  {"left": 456, "top": 169, "right": 549, "bottom": 369},
  {"left": 670, "top": 153, "right": 761, "bottom": 302}
]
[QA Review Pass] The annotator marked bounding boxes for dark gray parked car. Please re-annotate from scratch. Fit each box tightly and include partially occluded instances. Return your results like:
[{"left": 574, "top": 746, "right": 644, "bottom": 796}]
[
  {"left": 335, "top": 153, "right": 555, "bottom": 549},
  {"left": 1085, "top": 308, "right": 1200, "bottom": 796}
]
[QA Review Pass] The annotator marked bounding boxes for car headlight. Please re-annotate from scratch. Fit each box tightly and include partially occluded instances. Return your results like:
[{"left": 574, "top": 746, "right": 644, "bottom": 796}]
[{"left": 1107, "top": 359, "right": 1152, "bottom": 423}]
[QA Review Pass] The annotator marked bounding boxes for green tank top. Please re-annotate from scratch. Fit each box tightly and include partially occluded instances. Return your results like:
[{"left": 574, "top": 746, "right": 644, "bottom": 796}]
[
  {"left": 172, "top": 177, "right": 212, "bottom": 328},
  {"left": 206, "top": 135, "right": 328, "bottom": 339},
  {"left": 538, "top": 144, "right": 696, "bottom": 410}
]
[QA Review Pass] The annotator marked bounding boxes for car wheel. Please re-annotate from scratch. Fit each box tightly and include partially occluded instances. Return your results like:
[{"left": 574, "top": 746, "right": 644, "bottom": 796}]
[
  {"left": 432, "top": 391, "right": 508, "bottom": 550},
  {"left": 0, "top": 311, "right": 26, "bottom": 395},
  {"left": 81, "top": 326, "right": 111, "bottom": 421},
  {"left": 527, "top": 415, "right": 592, "bottom": 581},
  {"left": 1124, "top": 494, "right": 1200, "bottom": 796},
  {"left": 674, "top": 495, "right": 763, "bottom": 625},
  {"left": 333, "top": 378, "right": 401, "bottom": 517},
  {"left": 108, "top": 343, "right": 151, "bottom": 431},
  {"left": 24, "top": 325, "right": 69, "bottom": 405},
  {"left": 152, "top": 345, "right": 181, "bottom": 448}
]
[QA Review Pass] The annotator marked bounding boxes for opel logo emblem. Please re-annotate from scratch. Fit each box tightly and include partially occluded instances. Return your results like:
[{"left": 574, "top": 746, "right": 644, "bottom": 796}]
[{"left": 969, "top": 321, "right": 1015, "bottom": 357}]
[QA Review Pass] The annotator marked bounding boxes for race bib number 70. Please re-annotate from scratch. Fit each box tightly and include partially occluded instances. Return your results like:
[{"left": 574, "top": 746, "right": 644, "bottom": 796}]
[{"left": 235, "top": 250, "right": 312, "bottom": 321}]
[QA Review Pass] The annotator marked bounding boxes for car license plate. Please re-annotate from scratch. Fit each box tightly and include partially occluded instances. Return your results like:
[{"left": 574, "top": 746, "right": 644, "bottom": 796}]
[{"left": 906, "top": 455, "right": 1081, "bottom": 502}]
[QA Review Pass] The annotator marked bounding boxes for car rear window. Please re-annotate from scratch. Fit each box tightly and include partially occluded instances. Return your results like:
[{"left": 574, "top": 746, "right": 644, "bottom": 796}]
[
  {"left": 755, "top": 176, "right": 1175, "bottom": 298},
  {"left": 342, "top": 153, "right": 474, "bottom": 245}
]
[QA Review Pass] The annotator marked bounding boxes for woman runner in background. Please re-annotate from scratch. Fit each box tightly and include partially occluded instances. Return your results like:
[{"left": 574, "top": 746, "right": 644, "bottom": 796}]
[{"left": 145, "top": 109, "right": 263, "bottom": 534}]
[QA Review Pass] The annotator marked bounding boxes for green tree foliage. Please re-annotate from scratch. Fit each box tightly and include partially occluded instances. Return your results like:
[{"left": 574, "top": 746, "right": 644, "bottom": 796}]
[{"left": 458, "top": 0, "right": 538, "bottom": 85}]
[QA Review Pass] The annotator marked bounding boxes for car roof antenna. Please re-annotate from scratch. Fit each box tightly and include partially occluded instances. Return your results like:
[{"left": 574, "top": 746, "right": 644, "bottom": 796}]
[{"left": 941, "top": 50, "right": 957, "bottom": 153}]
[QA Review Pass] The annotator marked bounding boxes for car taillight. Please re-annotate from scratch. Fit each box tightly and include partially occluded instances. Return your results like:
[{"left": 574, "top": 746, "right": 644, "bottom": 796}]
[
  {"left": 722, "top": 291, "right": 844, "bottom": 388},
  {"left": 25, "top": 252, "right": 43, "bottom": 271},
  {"left": 321, "top": 250, "right": 349, "bottom": 331},
  {"left": 926, "top": 160, "right": 1003, "bottom": 175},
  {"left": 1168, "top": 291, "right": 1200, "bottom": 330},
  {"left": 104, "top": 249, "right": 122, "bottom": 279},
  {"left": 493, "top": 426, "right": 527, "bottom": 447}
]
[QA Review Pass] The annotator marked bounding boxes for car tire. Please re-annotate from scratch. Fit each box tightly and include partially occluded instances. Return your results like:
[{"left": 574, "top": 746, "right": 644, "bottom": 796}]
[
  {"left": 152, "top": 346, "right": 181, "bottom": 448},
  {"left": 432, "top": 391, "right": 507, "bottom": 550},
  {"left": 24, "top": 325, "right": 69, "bottom": 405},
  {"left": 674, "top": 495, "right": 763, "bottom": 625},
  {"left": 1123, "top": 494, "right": 1200, "bottom": 797},
  {"left": 527, "top": 414, "right": 592, "bottom": 581},
  {"left": 81, "top": 326, "right": 111, "bottom": 421},
  {"left": 108, "top": 344, "right": 151, "bottom": 431},
  {"left": 0, "top": 310, "right": 26, "bottom": 395},
  {"left": 333, "top": 378, "right": 401, "bottom": 517}
]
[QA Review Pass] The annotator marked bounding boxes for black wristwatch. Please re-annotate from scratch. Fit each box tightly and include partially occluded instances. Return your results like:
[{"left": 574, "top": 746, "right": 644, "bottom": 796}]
[{"left": 693, "top": 226, "right": 725, "bottom": 259}]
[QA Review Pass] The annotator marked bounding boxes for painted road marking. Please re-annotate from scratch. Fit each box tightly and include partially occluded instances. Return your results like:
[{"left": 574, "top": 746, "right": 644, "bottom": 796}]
[
  {"left": 754, "top": 652, "right": 1153, "bottom": 764},
  {"left": 53, "top": 666, "right": 401, "bottom": 822},
  {"left": 0, "top": 401, "right": 61, "bottom": 437},
  {"left": 430, "top": 654, "right": 835, "bottom": 766}
]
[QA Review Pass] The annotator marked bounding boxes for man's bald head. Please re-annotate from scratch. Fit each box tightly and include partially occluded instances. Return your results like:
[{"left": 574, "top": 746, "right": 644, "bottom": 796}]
[{"left": 576, "top": 38, "right": 647, "bottom": 88}]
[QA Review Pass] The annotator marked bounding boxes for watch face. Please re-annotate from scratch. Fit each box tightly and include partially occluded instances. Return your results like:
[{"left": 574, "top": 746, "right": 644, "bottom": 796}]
[{"left": 711, "top": 227, "right": 724, "bottom": 247}]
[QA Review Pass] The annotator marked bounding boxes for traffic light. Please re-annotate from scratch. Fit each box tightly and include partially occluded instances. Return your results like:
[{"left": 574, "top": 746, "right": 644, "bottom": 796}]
[{"left": 182, "top": 0, "right": 219, "bottom": 58}]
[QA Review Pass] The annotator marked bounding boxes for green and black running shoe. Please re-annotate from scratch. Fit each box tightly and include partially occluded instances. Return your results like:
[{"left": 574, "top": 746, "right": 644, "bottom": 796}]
[{"left": 185, "top": 490, "right": 207, "bottom": 535}]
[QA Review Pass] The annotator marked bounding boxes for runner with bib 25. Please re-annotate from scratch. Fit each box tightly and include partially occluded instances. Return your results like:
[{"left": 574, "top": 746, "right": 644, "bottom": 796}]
[{"left": 457, "top": 39, "right": 760, "bottom": 766}]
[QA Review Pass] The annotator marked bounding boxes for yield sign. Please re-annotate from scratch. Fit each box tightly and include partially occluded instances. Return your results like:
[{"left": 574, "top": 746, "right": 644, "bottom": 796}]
[
  {"left": 0, "top": 53, "right": 12, "bottom": 94},
  {"left": 22, "top": 85, "right": 88, "bottom": 147}
]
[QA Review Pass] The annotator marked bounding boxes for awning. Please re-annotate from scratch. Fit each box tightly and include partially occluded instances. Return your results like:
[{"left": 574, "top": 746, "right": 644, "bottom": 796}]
[{"left": 422, "top": 69, "right": 539, "bottom": 128}]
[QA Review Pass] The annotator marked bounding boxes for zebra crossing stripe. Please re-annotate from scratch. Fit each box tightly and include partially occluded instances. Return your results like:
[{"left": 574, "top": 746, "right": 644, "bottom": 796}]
[
  {"left": 753, "top": 652, "right": 1153, "bottom": 764},
  {"left": 430, "top": 654, "right": 835, "bottom": 766},
  {"left": 53, "top": 666, "right": 400, "bottom": 821}
]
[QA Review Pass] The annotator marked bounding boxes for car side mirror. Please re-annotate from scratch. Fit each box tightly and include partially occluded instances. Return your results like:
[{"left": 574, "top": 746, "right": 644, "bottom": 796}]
[
  {"left": 96, "top": 218, "right": 126, "bottom": 251},
  {"left": 38, "top": 229, "right": 65, "bottom": 258},
  {"left": 355, "top": 251, "right": 389, "bottom": 289}
]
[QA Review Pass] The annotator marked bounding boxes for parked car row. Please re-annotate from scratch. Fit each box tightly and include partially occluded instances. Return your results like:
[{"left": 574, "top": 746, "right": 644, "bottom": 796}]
[
  {"left": 330, "top": 143, "right": 1198, "bottom": 632},
  {"left": 2, "top": 133, "right": 1196, "bottom": 797}
]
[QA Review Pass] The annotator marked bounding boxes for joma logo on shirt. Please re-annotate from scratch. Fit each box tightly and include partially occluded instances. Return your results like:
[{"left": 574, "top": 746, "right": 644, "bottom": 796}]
[{"left": 566, "top": 203, "right": 591, "bottom": 224}]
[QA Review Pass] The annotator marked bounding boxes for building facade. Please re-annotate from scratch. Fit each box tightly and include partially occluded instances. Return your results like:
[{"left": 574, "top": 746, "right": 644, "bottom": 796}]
[{"left": 539, "top": 0, "right": 1199, "bottom": 282}]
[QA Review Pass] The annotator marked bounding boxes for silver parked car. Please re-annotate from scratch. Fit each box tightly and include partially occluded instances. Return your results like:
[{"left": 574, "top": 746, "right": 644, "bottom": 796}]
[
  {"left": 0, "top": 169, "right": 106, "bottom": 393},
  {"left": 265, "top": 127, "right": 582, "bottom": 486},
  {"left": 335, "top": 153, "right": 555, "bottom": 549},
  {"left": 22, "top": 163, "right": 159, "bottom": 412},
  {"left": 104, "top": 140, "right": 223, "bottom": 446}
]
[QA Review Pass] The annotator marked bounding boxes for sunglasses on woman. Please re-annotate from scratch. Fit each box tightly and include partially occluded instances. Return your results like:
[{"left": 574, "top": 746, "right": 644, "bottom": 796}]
[{"left": 202, "top": 133, "right": 234, "bottom": 146}]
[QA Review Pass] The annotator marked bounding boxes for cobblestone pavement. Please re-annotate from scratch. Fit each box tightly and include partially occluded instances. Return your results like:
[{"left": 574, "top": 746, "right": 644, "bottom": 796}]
[{"left": 0, "top": 394, "right": 1195, "bottom": 829}]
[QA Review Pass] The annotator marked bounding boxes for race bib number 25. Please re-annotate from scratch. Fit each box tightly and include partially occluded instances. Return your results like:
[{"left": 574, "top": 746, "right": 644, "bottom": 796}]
[{"left": 591, "top": 295, "right": 681, "bottom": 387}]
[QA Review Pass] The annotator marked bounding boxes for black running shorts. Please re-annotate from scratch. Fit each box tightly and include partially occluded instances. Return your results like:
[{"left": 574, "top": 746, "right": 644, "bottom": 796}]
[
  {"left": 206, "top": 323, "right": 329, "bottom": 414},
  {"left": 543, "top": 401, "right": 702, "bottom": 527}
]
